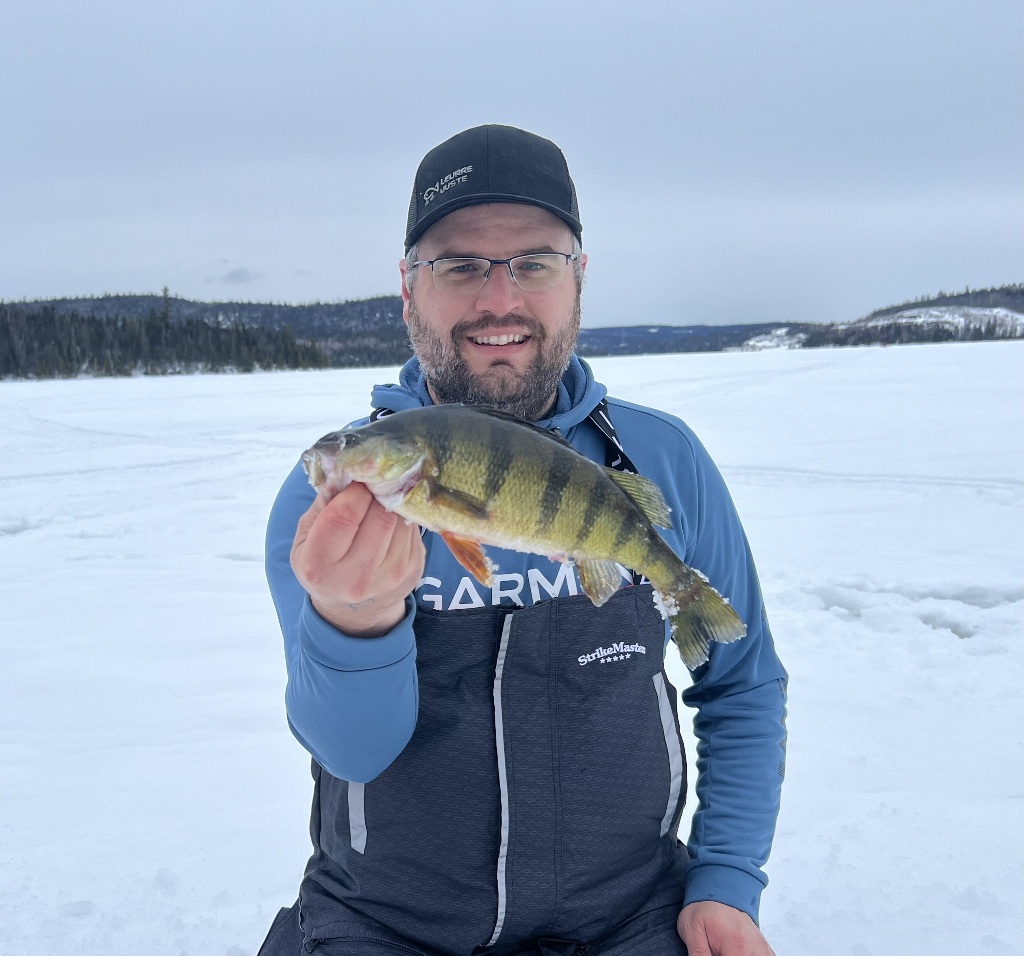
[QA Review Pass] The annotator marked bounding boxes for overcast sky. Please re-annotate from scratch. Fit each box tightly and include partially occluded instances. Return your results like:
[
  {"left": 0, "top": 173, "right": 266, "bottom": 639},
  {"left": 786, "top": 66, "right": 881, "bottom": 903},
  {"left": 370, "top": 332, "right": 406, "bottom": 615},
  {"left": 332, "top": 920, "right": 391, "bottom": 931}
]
[{"left": 2, "top": 0, "right": 1020, "bottom": 328}]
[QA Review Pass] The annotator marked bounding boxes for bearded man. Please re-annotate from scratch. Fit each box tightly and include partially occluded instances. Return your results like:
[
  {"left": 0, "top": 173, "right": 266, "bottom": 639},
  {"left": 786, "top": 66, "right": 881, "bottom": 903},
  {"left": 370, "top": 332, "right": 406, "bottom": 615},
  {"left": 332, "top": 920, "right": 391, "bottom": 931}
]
[{"left": 261, "top": 125, "right": 786, "bottom": 956}]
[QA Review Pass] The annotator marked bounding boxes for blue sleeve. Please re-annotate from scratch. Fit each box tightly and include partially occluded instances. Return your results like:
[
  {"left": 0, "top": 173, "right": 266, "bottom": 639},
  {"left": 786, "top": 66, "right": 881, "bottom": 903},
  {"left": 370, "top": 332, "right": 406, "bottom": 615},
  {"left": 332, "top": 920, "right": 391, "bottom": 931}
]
[
  {"left": 674, "top": 432, "right": 788, "bottom": 925},
  {"left": 265, "top": 461, "right": 420, "bottom": 782}
]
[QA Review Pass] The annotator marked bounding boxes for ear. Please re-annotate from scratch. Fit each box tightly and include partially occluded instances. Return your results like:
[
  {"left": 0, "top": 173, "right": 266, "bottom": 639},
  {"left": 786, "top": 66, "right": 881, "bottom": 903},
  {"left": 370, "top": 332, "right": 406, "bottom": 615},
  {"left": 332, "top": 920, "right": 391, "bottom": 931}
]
[
  {"left": 399, "top": 258, "right": 412, "bottom": 324},
  {"left": 579, "top": 252, "right": 588, "bottom": 273}
]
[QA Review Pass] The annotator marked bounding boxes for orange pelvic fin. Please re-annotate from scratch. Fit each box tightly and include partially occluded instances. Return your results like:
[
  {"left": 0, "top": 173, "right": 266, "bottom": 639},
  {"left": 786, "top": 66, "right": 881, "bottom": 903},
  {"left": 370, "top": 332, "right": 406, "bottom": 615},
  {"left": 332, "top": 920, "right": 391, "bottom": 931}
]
[{"left": 439, "top": 531, "right": 495, "bottom": 587}]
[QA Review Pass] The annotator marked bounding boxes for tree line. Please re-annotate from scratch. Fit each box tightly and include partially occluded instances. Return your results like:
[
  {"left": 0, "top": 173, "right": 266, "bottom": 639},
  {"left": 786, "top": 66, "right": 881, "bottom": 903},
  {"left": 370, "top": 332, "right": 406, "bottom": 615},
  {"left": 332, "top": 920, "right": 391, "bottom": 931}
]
[
  {"left": 0, "top": 303, "right": 330, "bottom": 379},
  {"left": 23, "top": 291, "right": 413, "bottom": 369},
  {"left": 6, "top": 281, "right": 1021, "bottom": 380}
]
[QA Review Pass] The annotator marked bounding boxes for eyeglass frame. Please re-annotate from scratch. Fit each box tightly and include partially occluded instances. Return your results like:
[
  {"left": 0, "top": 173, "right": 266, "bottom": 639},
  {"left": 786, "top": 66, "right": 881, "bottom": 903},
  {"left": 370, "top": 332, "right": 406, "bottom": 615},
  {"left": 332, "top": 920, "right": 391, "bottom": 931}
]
[{"left": 408, "top": 252, "right": 581, "bottom": 294}]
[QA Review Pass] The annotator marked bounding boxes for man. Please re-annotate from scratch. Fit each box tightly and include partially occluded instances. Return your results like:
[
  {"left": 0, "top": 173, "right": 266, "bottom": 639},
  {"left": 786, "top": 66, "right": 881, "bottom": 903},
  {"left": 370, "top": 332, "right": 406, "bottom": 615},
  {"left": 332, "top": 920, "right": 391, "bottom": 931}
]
[{"left": 262, "top": 125, "right": 787, "bottom": 956}]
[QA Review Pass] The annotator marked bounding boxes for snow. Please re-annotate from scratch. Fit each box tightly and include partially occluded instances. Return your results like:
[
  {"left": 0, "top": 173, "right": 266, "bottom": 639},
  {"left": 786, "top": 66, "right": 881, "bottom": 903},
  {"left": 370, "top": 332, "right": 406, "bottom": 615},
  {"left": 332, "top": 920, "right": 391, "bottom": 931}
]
[
  {"left": 736, "top": 327, "right": 808, "bottom": 350},
  {"left": 1, "top": 341, "right": 1022, "bottom": 955},
  {"left": 850, "top": 305, "right": 1024, "bottom": 336}
]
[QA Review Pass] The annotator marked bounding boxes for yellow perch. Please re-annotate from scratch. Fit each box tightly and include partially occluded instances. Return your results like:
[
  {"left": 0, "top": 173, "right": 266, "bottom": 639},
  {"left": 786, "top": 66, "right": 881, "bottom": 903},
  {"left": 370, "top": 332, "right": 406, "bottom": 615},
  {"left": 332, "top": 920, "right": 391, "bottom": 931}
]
[{"left": 302, "top": 405, "right": 746, "bottom": 669}]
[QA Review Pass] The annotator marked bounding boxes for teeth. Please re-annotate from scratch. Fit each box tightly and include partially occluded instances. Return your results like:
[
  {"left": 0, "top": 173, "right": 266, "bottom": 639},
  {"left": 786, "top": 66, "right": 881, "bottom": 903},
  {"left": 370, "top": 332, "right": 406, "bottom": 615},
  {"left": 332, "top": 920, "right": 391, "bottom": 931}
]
[{"left": 471, "top": 334, "right": 526, "bottom": 346}]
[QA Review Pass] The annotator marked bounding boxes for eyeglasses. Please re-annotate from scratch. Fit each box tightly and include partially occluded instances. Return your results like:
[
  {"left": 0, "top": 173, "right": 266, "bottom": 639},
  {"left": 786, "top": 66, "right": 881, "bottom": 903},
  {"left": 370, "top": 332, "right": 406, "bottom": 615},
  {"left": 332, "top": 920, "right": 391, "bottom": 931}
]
[{"left": 409, "top": 253, "right": 580, "bottom": 294}]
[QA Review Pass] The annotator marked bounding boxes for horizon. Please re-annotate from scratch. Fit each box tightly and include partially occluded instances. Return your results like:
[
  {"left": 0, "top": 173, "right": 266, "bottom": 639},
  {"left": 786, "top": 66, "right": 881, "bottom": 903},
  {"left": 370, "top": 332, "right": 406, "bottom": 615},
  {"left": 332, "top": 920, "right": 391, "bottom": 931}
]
[{"left": 7, "top": 280, "right": 1022, "bottom": 329}]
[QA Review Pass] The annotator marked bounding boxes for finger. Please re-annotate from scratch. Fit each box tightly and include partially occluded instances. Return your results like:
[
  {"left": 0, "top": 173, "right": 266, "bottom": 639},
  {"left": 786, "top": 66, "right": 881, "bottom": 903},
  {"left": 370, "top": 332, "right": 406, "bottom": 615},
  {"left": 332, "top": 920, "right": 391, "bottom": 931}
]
[
  {"left": 676, "top": 913, "right": 712, "bottom": 956},
  {"left": 293, "top": 484, "right": 375, "bottom": 574},
  {"left": 679, "top": 933, "right": 712, "bottom": 956},
  {"left": 379, "top": 516, "right": 425, "bottom": 590},
  {"left": 339, "top": 498, "right": 406, "bottom": 597}
]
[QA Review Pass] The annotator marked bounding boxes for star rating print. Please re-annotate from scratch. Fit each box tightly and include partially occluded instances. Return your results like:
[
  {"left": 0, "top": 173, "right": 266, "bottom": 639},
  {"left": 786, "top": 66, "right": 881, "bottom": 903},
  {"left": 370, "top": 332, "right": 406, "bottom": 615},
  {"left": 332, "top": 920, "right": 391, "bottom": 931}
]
[{"left": 599, "top": 654, "right": 632, "bottom": 664}]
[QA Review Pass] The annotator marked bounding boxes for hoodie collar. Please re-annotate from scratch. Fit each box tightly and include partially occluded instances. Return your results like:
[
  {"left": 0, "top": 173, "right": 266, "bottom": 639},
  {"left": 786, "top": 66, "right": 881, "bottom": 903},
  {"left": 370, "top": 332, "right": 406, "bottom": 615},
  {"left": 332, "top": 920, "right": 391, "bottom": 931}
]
[{"left": 370, "top": 354, "right": 607, "bottom": 436}]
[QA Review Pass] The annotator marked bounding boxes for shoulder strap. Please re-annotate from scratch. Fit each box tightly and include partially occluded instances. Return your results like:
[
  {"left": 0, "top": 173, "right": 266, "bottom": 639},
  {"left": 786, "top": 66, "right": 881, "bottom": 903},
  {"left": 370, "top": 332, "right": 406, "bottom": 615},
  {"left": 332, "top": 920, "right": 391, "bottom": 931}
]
[
  {"left": 586, "top": 398, "right": 645, "bottom": 585},
  {"left": 587, "top": 397, "right": 641, "bottom": 475}
]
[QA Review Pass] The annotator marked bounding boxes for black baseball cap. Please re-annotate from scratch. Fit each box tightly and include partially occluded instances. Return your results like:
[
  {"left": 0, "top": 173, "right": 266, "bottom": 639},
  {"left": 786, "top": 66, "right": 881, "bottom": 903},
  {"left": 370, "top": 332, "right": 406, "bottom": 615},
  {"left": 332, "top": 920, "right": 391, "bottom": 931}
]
[{"left": 404, "top": 124, "right": 582, "bottom": 251}]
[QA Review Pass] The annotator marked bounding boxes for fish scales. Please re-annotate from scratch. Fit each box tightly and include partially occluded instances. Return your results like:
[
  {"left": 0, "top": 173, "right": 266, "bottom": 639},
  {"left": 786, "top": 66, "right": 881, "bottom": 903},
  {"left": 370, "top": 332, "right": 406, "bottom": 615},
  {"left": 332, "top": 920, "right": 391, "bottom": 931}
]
[
  {"left": 302, "top": 405, "right": 748, "bottom": 670},
  {"left": 538, "top": 445, "right": 613, "bottom": 555},
  {"left": 539, "top": 446, "right": 595, "bottom": 549},
  {"left": 537, "top": 455, "right": 573, "bottom": 535},
  {"left": 597, "top": 475, "right": 640, "bottom": 555},
  {"left": 479, "top": 417, "right": 516, "bottom": 503}
]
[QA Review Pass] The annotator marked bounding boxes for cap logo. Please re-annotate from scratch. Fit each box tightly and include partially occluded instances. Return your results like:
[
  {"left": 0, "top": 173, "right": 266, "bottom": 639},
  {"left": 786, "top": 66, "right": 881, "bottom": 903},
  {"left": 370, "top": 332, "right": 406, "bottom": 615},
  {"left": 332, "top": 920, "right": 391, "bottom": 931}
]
[{"left": 423, "top": 165, "right": 474, "bottom": 206}]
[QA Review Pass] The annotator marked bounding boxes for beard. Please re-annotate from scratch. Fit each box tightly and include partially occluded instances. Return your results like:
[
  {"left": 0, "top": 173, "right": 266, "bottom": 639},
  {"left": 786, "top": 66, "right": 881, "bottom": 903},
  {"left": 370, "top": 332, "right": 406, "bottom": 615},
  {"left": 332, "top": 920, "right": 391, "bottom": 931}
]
[{"left": 406, "top": 295, "right": 582, "bottom": 421}]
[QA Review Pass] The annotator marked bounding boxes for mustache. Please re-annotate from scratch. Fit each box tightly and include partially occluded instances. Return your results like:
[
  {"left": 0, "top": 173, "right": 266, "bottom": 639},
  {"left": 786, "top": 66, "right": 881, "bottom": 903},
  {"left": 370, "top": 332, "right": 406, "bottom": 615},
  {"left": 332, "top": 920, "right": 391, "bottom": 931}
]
[{"left": 451, "top": 314, "right": 546, "bottom": 341}]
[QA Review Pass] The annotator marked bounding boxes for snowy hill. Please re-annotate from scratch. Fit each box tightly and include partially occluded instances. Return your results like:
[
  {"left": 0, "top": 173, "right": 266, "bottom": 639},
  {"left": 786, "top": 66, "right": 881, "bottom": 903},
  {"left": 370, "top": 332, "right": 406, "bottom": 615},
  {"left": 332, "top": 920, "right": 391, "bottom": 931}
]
[
  {"left": 850, "top": 305, "right": 1024, "bottom": 336},
  {"left": 1, "top": 344, "right": 1022, "bottom": 956},
  {"left": 801, "top": 305, "right": 1024, "bottom": 348},
  {"left": 736, "top": 327, "right": 808, "bottom": 350}
]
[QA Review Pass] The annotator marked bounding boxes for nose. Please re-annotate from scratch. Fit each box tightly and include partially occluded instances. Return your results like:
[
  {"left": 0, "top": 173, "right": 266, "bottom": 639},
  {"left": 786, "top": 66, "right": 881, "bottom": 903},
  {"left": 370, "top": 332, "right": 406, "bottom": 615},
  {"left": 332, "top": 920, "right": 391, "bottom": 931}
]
[{"left": 473, "top": 261, "right": 526, "bottom": 315}]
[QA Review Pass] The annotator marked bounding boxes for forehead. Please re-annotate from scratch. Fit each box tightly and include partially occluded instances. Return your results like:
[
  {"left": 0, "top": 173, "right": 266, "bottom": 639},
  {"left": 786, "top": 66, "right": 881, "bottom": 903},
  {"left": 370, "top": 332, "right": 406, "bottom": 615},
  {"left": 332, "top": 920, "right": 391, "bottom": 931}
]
[{"left": 417, "top": 203, "right": 573, "bottom": 256}]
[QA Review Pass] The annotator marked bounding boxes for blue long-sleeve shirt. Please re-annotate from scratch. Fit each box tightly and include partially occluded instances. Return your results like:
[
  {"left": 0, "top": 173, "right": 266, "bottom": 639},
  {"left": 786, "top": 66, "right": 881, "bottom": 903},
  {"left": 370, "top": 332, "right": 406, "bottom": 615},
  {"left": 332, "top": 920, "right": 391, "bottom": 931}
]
[{"left": 265, "top": 355, "right": 787, "bottom": 924}]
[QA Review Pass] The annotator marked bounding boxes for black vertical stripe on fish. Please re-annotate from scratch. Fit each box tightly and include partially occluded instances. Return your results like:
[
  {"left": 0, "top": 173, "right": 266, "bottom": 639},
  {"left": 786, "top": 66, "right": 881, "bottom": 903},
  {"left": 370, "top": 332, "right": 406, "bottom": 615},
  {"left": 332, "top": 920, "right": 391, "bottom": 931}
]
[
  {"left": 611, "top": 496, "right": 645, "bottom": 553},
  {"left": 482, "top": 419, "right": 518, "bottom": 503},
  {"left": 577, "top": 469, "right": 612, "bottom": 547},
  {"left": 537, "top": 457, "right": 573, "bottom": 534},
  {"left": 431, "top": 429, "right": 456, "bottom": 474}
]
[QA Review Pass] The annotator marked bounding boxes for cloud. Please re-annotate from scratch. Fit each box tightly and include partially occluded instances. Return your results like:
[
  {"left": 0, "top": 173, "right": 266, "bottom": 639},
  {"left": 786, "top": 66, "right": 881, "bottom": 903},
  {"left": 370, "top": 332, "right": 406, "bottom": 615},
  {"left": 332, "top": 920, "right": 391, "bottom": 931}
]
[
  {"left": 208, "top": 267, "right": 263, "bottom": 285},
  {"left": 2, "top": 0, "right": 1018, "bottom": 321}
]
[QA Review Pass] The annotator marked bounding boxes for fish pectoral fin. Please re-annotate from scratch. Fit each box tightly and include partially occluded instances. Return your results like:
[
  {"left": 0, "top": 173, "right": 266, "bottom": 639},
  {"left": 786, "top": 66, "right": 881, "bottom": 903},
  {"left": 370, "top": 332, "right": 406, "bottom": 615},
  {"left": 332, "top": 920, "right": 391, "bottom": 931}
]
[
  {"left": 603, "top": 469, "right": 672, "bottom": 528},
  {"left": 426, "top": 482, "right": 491, "bottom": 521},
  {"left": 439, "top": 531, "right": 495, "bottom": 587},
  {"left": 576, "top": 558, "right": 623, "bottom": 608}
]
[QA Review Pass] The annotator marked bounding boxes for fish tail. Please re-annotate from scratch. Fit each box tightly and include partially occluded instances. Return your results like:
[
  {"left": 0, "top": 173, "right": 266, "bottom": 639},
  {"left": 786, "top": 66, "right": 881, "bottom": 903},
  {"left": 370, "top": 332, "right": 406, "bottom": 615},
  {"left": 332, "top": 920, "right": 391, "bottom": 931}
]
[{"left": 658, "top": 575, "right": 747, "bottom": 671}]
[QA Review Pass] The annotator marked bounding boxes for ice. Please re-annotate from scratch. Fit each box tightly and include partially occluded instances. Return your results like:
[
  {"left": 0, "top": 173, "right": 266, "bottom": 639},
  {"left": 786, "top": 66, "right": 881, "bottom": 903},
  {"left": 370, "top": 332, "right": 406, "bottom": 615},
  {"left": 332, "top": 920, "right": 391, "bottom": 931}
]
[{"left": 1, "top": 343, "right": 1022, "bottom": 954}]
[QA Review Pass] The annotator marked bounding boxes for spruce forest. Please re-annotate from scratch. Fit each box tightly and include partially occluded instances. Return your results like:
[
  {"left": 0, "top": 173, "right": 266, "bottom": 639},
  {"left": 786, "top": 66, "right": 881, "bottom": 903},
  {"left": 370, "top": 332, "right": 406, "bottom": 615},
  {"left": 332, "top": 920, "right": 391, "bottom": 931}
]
[
  {"left": 2, "top": 283, "right": 1021, "bottom": 380},
  {"left": 0, "top": 299, "right": 329, "bottom": 379}
]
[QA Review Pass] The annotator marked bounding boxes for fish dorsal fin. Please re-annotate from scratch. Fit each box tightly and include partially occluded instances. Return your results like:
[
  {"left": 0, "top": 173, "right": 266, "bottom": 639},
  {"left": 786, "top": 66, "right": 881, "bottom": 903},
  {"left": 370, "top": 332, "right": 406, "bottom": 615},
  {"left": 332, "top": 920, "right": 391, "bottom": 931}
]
[
  {"left": 603, "top": 469, "right": 672, "bottom": 528},
  {"left": 454, "top": 405, "right": 578, "bottom": 452}
]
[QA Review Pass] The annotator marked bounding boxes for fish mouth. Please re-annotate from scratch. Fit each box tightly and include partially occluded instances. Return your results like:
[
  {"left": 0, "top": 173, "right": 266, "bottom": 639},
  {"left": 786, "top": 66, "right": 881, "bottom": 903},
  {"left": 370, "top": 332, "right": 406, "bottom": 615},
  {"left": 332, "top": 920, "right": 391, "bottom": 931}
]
[{"left": 302, "top": 432, "right": 350, "bottom": 497}]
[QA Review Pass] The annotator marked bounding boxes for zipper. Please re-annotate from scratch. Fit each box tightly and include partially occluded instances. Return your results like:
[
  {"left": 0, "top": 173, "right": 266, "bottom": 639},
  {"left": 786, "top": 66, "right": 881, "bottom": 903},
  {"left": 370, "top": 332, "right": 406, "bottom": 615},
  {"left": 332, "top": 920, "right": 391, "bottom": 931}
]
[{"left": 484, "top": 610, "right": 515, "bottom": 948}]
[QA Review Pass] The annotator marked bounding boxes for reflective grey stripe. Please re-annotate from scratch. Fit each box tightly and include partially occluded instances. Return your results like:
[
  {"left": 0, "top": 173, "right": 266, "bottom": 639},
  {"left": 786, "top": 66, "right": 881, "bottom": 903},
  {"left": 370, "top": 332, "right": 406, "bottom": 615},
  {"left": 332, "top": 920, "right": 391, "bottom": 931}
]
[
  {"left": 652, "top": 673, "right": 684, "bottom": 837},
  {"left": 486, "top": 613, "right": 515, "bottom": 947},
  {"left": 348, "top": 781, "right": 366, "bottom": 854}
]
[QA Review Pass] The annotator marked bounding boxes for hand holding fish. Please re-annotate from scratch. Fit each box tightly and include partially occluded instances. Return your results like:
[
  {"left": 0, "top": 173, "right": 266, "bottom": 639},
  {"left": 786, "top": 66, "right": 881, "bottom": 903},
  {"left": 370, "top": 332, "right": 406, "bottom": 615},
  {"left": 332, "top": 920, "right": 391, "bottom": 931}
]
[{"left": 290, "top": 482, "right": 426, "bottom": 637}]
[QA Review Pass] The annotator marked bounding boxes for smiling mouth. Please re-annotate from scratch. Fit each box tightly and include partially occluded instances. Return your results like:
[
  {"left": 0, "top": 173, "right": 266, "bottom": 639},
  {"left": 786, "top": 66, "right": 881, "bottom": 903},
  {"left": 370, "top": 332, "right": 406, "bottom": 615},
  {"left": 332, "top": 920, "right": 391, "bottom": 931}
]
[{"left": 468, "top": 333, "right": 529, "bottom": 346}]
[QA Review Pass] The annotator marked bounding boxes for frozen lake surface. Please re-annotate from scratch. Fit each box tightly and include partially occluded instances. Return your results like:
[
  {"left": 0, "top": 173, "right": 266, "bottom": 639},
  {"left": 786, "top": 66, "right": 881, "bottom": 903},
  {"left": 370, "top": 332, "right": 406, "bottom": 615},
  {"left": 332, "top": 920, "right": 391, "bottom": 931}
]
[{"left": 1, "top": 342, "right": 1021, "bottom": 954}]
